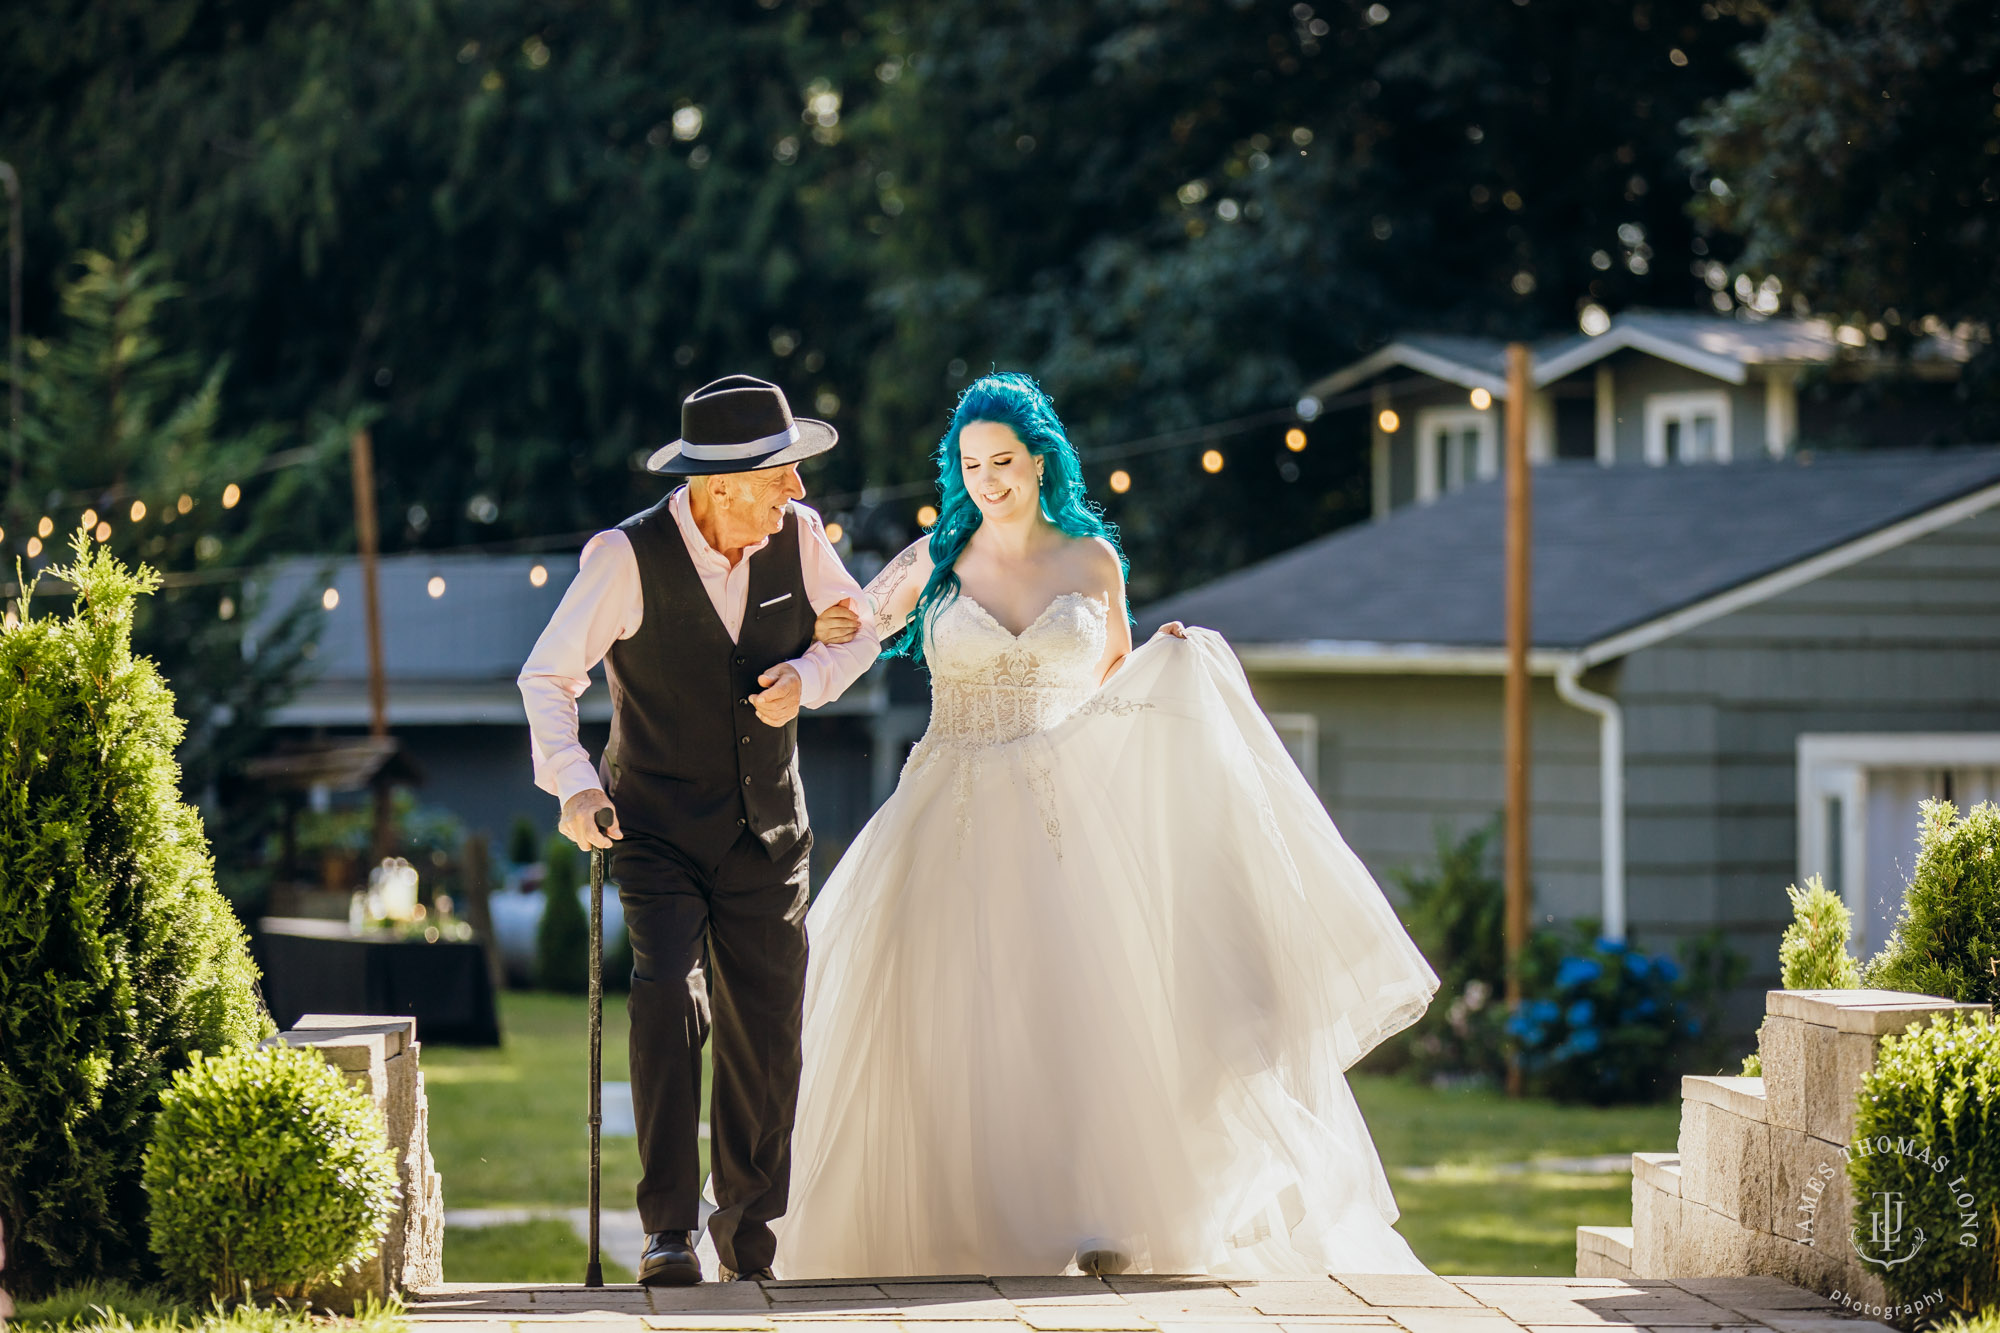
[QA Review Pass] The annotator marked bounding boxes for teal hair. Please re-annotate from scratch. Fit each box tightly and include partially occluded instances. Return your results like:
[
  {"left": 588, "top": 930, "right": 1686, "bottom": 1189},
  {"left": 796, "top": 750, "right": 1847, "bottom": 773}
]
[{"left": 884, "top": 372, "right": 1127, "bottom": 664}]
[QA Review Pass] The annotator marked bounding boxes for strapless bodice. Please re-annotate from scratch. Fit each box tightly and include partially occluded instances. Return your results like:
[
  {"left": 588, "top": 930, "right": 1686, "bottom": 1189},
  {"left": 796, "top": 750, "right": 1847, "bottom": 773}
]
[{"left": 915, "top": 591, "right": 1107, "bottom": 751}]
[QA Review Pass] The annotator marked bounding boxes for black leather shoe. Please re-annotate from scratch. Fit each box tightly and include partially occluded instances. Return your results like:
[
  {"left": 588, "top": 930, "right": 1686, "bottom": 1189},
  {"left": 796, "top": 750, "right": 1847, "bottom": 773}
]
[
  {"left": 638, "top": 1230, "right": 702, "bottom": 1286},
  {"left": 720, "top": 1265, "right": 774, "bottom": 1282}
]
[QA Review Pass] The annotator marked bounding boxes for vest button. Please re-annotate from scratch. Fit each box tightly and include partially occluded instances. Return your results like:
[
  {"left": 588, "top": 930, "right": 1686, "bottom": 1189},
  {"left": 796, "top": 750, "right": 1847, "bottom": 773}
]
[
  {"left": 743, "top": 775, "right": 752, "bottom": 786},
  {"left": 740, "top": 736, "right": 750, "bottom": 745},
  {"left": 737, "top": 817, "right": 747, "bottom": 827},
  {"left": 735, "top": 655, "right": 746, "bottom": 666}
]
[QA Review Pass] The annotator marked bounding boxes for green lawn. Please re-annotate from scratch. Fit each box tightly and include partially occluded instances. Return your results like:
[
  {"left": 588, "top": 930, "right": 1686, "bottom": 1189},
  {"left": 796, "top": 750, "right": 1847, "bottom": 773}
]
[{"left": 425, "top": 991, "right": 1677, "bottom": 1279}]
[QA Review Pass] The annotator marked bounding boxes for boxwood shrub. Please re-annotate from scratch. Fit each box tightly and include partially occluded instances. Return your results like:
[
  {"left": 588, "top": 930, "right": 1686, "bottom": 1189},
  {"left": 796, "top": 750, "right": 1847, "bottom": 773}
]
[
  {"left": 0, "top": 542, "right": 263, "bottom": 1295},
  {"left": 143, "top": 1044, "right": 398, "bottom": 1303},
  {"left": 1849, "top": 1010, "right": 1999, "bottom": 1319}
]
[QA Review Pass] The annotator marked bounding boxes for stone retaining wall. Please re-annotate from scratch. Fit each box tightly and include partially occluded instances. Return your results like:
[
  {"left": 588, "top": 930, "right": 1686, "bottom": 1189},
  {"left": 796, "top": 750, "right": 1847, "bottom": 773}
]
[
  {"left": 263, "top": 1014, "right": 444, "bottom": 1308},
  {"left": 1578, "top": 988, "right": 1988, "bottom": 1298}
]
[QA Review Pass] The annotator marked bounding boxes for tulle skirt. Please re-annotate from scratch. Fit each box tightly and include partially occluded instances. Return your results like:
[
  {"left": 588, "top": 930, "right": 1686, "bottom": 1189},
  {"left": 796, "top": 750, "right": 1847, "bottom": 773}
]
[{"left": 774, "top": 629, "right": 1438, "bottom": 1278}]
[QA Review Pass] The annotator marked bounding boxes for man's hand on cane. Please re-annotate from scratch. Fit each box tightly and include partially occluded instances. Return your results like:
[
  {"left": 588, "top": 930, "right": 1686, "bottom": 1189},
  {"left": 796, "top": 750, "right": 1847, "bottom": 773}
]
[{"left": 562, "top": 789, "right": 623, "bottom": 851}]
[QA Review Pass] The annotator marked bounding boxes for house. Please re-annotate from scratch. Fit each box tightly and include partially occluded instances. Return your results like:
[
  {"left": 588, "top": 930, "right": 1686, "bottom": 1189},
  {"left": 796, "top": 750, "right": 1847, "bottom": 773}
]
[
  {"left": 1140, "top": 448, "right": 2000, "bottom": 1021},
  {"left": 1300, "top": 312, "right": 1974, "bottom": 518},
  {"left": 253, "top": 551, "right": 929, "bottom": 882}
]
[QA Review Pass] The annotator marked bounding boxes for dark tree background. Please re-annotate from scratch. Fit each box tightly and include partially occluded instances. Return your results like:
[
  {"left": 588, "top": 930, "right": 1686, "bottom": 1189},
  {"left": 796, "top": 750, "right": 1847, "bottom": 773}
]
[{"left": 3, "top": 0, "right": 1992, "bottom": 604}]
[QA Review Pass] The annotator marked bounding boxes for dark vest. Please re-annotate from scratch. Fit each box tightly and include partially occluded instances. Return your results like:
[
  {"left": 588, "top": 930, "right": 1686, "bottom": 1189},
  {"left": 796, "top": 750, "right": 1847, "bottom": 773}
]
[{"left": 599, "top": 498, "right": 816, "bottom": 868}]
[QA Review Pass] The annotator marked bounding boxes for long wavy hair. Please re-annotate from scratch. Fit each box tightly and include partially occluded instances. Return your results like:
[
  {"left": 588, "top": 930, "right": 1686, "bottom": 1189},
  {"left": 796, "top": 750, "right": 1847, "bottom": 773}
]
[{"left": 885, "top": 372, "right": 1127, "bottom": 664}]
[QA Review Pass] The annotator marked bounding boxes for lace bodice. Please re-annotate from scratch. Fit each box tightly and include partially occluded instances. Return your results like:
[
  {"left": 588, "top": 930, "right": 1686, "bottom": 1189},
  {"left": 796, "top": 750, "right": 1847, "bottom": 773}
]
[{"left": 916, "top": 591, "right": 1107, "bottom": 750}]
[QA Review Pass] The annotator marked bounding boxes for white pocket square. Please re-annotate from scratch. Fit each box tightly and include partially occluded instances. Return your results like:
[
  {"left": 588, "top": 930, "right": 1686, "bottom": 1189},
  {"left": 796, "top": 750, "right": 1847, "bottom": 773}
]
[{"left": 759, "top": 592, "right": 794, "bottom": 609}]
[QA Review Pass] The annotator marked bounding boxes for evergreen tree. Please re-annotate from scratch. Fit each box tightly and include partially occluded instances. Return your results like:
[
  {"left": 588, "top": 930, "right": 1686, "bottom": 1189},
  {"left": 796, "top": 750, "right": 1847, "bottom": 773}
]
[
  {"left": 0, "top": 539, "right": 265, "bottom": 1296},
  {"left": 6, "top": 222, "right": 321, "bottom": 899},
  {"left": 535, "top": 832, "right": 588, "bottom": 993}
]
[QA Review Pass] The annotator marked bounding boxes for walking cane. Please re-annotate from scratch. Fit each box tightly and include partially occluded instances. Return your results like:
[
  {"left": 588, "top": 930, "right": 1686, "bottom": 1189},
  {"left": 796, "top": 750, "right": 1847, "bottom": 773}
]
[{"left": 585, "top": 805, "right": 615, "bottom": 1288}]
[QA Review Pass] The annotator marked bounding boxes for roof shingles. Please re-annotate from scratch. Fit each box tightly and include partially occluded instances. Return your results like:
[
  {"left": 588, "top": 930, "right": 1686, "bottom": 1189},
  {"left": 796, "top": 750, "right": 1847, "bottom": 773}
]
[{"left": 1143, "top": 450, "right": 2000, "bottom": 651}]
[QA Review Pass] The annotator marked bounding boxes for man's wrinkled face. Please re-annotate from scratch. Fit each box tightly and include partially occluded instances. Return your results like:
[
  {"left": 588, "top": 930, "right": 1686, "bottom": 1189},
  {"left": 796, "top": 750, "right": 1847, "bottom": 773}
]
[{"left": 712, "top": 464, "right": 806, "bottom": 538}]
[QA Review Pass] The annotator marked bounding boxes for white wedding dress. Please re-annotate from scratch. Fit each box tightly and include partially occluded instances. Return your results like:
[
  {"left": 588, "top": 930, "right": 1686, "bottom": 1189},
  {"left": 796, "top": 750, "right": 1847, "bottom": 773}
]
[{"left": 773, "top": 591, "right": 1438, "bottom": 1278}]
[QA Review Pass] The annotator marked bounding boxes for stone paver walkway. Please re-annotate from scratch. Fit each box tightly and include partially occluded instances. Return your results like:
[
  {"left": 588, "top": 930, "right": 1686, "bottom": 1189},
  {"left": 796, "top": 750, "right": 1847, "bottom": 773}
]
[{"left": 409, "top": 1273, "right": 1892, "bottom": 1333}]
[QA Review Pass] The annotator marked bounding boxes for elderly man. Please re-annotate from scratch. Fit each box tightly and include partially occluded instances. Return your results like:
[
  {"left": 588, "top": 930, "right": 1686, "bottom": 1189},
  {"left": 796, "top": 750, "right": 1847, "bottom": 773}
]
[{"left": 519, "top": 375, "right": 879, "bottom": 1284}]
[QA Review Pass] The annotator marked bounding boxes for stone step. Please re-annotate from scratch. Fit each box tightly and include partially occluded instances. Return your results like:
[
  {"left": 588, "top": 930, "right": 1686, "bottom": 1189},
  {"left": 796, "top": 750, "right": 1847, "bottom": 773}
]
[{"left": 1574, "top": 1224, "right": 1634, "bottom": 1279}]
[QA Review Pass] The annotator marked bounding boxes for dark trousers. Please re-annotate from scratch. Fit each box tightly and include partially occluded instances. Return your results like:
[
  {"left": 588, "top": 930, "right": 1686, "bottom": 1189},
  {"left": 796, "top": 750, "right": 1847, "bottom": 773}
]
[{"left": 616, "top": 826, "right": 811, "bottom": 1275}]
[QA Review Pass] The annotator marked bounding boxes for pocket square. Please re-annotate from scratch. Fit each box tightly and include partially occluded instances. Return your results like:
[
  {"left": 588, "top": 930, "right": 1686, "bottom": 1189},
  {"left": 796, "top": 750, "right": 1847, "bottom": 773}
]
[{"left": 758, "top": 592, "right": 794, "bottom": 609}]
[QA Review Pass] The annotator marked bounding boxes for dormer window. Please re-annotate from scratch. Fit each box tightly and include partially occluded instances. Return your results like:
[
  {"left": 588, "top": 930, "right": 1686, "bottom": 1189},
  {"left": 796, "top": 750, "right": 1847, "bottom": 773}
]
[
  {"left": 1414, "top": 406, "right": 1498, "bottom": 502},
  {"left": 1643, "top": 391, "right": 1733, "bottom": 465}
]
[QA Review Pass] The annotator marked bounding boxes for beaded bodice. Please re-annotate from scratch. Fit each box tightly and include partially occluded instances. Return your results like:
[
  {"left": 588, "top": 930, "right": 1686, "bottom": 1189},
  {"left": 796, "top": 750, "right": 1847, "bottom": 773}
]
[{"left": 914, "top": 592, "right": 1108, "bottom": 752}]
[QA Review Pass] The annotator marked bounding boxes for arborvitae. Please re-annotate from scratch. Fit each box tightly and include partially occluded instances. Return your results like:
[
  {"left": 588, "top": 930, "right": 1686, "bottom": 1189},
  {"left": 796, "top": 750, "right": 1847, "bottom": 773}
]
[
  {"left": 1865, "top": 799, "right": 2000, "bottom": 1005},
  {"left": 0, "top": 539, "right": 264, "bottom": 1296},
  {"left": 1777, "top": 875, "right": 1862, "bottom": 990},
  {"left": 535, "top": 832, "right": 589, "bottom": 993}
]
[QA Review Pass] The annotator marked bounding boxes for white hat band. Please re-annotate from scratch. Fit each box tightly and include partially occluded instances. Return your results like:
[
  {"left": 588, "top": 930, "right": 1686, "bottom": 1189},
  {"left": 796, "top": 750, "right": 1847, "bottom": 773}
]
[{"left": 679, "top": 424, "right": 801, "bottom": 461}]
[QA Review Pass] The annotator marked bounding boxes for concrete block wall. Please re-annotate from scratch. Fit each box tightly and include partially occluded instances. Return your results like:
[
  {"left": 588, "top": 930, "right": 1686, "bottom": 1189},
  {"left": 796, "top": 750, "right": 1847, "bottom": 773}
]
[
  {"left": 1577, "top": 989, "right": 1989, "bottom": 1296},
  {"left": 265, "top": 1015, "right": 445, "bottom": 1307}
]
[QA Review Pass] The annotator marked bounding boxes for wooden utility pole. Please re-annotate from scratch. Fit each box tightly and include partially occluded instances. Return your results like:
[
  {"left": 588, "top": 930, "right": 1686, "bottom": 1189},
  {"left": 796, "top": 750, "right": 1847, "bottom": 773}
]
[
  {"left": 351, "top": 428, "right": 393, "bottom": 862},
  {"left": 1503, "top": 343, "right": 1534, "bottom": 1097}
]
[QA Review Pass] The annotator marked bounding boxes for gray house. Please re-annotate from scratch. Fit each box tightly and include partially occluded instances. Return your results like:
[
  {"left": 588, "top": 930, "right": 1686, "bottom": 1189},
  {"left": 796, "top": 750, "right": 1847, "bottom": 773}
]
[
  {"left": 255, "top": 550, "right": 928, "bottom": 881},
  {"left": 1302, "top": 311, "right": 1973, "bottom": 519},
  {"left": 1143, "top": 449, "right": 2000, "bottom": 1018}
]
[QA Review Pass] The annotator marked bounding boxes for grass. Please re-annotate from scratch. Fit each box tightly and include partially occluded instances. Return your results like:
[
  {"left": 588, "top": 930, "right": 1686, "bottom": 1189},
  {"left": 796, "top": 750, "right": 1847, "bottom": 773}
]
[
  {"left": 424, "top": 991, "right": 1679, "bottom": 1279},
  {"left": 441, "top": 1219, "right": 635, "bottom": 1284},
  {"left": 9, "top": 1281, "right": 404, "bottom": 1332},
  {"left": 1352, "top": 1072, "right": 1679, "bottom": 1275}
]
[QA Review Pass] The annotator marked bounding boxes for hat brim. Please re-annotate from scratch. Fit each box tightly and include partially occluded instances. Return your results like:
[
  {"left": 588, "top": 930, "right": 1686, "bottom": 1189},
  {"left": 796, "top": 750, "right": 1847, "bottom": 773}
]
[{"left": 645, "top": 418, "right": 839, "bottom": 476}]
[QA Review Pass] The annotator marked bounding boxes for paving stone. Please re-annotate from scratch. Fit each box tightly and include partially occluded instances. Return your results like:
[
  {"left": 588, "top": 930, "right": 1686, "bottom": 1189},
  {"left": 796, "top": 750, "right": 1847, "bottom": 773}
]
[
  {"left": 529, "top": 1292, "right": 655, "bottom": 1313},
  {"left": 1333, "top": 1277, "right": 1481, "bottom": 1310},
  {"left": 1017, "top": 1307, "right": 1159, "bottom": 1332},
  {"left": 1753, "top": 1319, "right": 1897, "bottom": 1333},
  {"left": 648, "top": 1286, "right": 781, "bottom": 1314},
  {"left": 1237, "top": 1282, "right": 1377, "bottom": 1316},
  {"left": 1372, "top": 1306, "right": 1522, "bottom": 1333},
  {"left": 770, "top": 1287, "right": 892, "bottom": 1303},
  {"left": 640, "top": 1317, "right": 778, "bottom": 1330},
  {"left": 1663, "top": 1279, "right": 1834, "bottom": 1310},
  {"left": 885, "top": 1291, "right": 1020, "bottom": 1321},
  {"left": 994, "top": 1278, "right": 1117, "bottom": 1303},
  {"left": 896, "top": 1323, "right": 1032, "bottom": 1333},
  {"left": 1450, "top": 1294, "right": 1640, "bottom": 1326}
]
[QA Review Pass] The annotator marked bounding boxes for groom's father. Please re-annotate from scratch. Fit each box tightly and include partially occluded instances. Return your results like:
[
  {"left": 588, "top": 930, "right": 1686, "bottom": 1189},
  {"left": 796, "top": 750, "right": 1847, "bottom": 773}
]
[{"left": 519, "top": 375, "right": 879, "bottom": 1284}]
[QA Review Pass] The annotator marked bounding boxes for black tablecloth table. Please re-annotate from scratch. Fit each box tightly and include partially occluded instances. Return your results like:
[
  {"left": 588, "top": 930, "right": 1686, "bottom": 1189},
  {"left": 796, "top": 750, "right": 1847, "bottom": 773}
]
[{"left": 255, "top": 916, "right": 501, "bottom": 1046}]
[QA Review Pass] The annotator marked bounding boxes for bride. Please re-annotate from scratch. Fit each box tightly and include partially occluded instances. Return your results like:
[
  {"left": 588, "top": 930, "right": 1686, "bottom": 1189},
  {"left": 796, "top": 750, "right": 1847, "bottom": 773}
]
[{"left": 773, "top": 373, "right": 1438, "bottom": 1279}]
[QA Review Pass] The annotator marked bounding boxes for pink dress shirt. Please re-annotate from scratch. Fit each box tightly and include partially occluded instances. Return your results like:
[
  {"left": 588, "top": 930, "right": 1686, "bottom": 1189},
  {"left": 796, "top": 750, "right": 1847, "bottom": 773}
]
[{"left": 517, "top": 488, "right": 880, "bottom": 805}]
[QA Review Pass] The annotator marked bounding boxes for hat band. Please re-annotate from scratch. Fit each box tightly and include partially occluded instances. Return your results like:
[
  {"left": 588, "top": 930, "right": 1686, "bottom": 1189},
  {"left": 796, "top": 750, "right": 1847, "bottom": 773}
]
[{"left": 680, "top": 424, "right": 800, "bottom": 461}]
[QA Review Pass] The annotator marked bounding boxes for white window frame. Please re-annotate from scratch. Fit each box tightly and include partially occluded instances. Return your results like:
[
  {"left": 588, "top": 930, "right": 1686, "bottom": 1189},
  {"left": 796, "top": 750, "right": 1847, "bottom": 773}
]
[
  {"left": 1412, "top": 407, "right": 1498, "bottom": 503},
  {"left": 1796, "top": 733, "right": 2000, "bottom": 954},
  {"left": 1265, "top": 712, "right": 1320, "bottom": 791},
  {"left": 1643, "top": 390, "right": 1733, "bottom": 465}
]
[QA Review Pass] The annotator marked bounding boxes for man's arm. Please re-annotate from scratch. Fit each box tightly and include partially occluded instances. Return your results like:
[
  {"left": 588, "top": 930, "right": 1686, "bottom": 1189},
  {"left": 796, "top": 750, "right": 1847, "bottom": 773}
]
[
  {"left": 765, "top": 505, "right": 884, "bottom": 715},
  {"left": 517, "top": 529, "right": 641, "bottom": 847}
]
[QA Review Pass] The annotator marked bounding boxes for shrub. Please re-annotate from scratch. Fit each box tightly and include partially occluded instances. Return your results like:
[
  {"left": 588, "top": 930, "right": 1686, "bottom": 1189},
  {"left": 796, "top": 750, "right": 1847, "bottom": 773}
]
[
  {"left": 1848, "top": 1010, "right": 2000, "bottom": 1319},
  {"left": 1744, "top": 875, "right": 1863, "bottom": 1075},
  {"left": 1509, "top": 926, "right": 1742, "bottom": 1104},
  {"left": 143, "top": 1045, "right": 397, "bottom": 1303},
  {"left": 535, "top": 833, "right": 588, "bottom": 992},
  {"left": 507, "top": 816, "right": 539, "bottom": 867},
  {"left": 1865, "top": 799, "right": 2000, "bottom": 1006},
  {"left": 0, "top": 541, "right": 264, "bottom": 1296},
  {"left": 1374, "top": 821, "right": 1511, "bottom": 1083},
  {"left": 1779, "top": 874, "right": 1864, "bottom": 990}
]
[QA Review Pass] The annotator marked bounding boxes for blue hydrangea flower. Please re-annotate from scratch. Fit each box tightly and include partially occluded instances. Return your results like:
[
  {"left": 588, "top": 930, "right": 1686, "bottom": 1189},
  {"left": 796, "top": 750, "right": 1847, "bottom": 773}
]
[
  {"left": 1652, "top": 955, "right": 1681, "bottom": 983},
  {"left": 1554, "top": 957, "right": 1602, "bottom": 989},
  {"left": 1566, "top": 999, "right": 1596, "bottom": 1028}
]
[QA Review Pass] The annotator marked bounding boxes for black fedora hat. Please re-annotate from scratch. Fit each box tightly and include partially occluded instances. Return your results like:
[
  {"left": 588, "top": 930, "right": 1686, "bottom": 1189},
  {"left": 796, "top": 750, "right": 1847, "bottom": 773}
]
[{"left": 646, "top": 374, "right": 838, "bottom": 476}]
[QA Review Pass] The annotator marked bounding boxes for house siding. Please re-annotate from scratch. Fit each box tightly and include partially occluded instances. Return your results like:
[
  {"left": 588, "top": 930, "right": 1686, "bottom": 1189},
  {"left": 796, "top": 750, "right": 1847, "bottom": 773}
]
[
  {"left": 1601, "top": 350, "right": 1771, "bottom": 463},
  {"left": 1615, "top": 504, "right": 2000, "bottom": 974},
  {"left": 1242, "top": 673, "right": 1603, "bottom": 918}
]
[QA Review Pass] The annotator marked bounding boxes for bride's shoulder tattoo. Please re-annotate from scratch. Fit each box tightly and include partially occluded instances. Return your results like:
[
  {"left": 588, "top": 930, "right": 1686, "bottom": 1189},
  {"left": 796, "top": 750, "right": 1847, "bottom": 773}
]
[{"left": 866, "top": 544, "right": 924, "bottom": 634}]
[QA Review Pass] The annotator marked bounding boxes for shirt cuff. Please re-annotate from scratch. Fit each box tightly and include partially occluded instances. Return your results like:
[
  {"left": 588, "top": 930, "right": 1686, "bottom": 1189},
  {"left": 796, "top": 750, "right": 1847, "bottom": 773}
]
[
  {"left": 552, "top": 758, "right": 605, "bottom": 806},
  {"left": 788, "top": 655, "right": 828, "bottom": 709}
]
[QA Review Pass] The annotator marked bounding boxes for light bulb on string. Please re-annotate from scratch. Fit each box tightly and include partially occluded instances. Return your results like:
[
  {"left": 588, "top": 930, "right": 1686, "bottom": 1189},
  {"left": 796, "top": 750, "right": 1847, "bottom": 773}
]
[
  {"left": 1470, "top": 388, "right": 1493, "bottom": 410},
  {"left": 1378, "top": 409, "right": 1401, "bottom": 433},
  {"left": 1109, "top": 470, "right": 1131, "bottom": 494},
  {"left": 1200, "top": 449, "right": 1225, "bottom": 474},
  {"left": 1284, "top": 428, "right": 1308, "bottom": 452}
]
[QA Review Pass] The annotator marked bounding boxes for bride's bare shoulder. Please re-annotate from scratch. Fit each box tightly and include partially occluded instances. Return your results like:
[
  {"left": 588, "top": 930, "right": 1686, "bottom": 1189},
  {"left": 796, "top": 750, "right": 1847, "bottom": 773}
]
[{"left": 1060, "top": 535, "right": 1125, "bottom": 592}]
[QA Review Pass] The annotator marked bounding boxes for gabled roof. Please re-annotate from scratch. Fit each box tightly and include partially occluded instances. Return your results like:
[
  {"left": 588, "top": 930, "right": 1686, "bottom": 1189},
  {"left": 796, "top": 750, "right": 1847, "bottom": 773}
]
[
  {"left": 1141, "top": 449, "right": 2000, "bottom": 665},
  {"left": 1303, "top": 311, "right": 1972, "bottom": 403}
]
